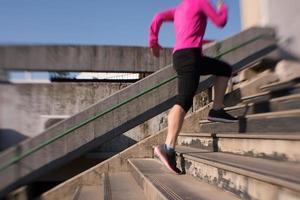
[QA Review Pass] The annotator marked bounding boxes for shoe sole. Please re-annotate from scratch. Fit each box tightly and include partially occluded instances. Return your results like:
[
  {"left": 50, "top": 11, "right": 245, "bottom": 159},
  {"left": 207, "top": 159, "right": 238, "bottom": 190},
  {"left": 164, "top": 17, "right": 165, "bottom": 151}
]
[
  {"left": 207, "top": 116, "right": 238, "bottom": 123},
  {"left": 154, "top": 146, "right": 180, "bottom": 175}
]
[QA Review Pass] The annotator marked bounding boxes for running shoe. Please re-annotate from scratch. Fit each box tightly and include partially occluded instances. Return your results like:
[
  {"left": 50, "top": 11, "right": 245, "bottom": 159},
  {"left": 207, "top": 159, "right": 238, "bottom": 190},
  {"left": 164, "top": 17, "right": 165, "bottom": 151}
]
[
  {"left": 208, "top": 108, "right": 238, "bottom": 123},
  {"left": 154, "top": 144, "right": 182, "bottom": 174}
]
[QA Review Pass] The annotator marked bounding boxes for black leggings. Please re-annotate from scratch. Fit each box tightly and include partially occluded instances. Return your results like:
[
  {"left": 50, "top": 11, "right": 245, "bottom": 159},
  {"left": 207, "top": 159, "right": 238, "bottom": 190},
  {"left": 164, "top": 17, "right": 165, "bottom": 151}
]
[{"left": 173, "top": 48, "right": 232, "bottom": 112}]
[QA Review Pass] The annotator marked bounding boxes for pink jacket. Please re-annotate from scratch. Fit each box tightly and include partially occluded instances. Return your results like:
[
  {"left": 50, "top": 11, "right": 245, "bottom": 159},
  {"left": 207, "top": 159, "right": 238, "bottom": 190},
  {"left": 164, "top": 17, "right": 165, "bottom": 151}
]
[{"left": 149, "top": 0, "right": 228, "bottom": 53}]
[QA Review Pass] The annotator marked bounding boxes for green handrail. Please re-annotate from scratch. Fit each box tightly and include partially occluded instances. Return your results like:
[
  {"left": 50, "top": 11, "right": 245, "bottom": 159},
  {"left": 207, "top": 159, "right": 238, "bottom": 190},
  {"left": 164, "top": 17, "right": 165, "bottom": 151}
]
[{"left": 0, "top": 34, "right": 273, "bottom": 172}]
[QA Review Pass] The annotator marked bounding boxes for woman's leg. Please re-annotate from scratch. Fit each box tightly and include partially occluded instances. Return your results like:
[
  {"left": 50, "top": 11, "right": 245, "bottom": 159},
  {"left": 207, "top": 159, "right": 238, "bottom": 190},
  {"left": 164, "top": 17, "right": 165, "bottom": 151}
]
[
  {"left": 165, "top": 104, "right": 186, "bottom": 148},
  {"left": 199, "top": 56, "right": 237, "bottom": 122},
  {"left": 199, "top": 56, "right": 232, "bottom": 107},
  {"left": 213, "top": 76, "right": 230, "bottom": 109},
  {"left": 154, "top": 48, "right": 201, "bottom": 174}
]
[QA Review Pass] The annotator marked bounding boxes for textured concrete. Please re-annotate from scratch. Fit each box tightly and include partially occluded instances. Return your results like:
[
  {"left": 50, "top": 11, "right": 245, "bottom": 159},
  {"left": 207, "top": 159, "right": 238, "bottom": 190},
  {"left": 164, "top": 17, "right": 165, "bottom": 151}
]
[
  {"left": 177, "top": 134, "right": 214, "bottom": 151},
  {"left": 185, "top": 152, "right": 300, "bottom": 200},
  {"left": 228, "top": 93, "right": 300, "bottom": 117},
  {"left": 108, "top": 172, "right": 146, "bottom": 200},
  {"left": 0, "top": 68, "right": 7, "bottom": 82},
  {"left": 275, "top": 60, "right": 300, "bottom": 82},
  {"left": 128, "top": 159, "right": 239, "bottom": 200},
  {"left": 178, "top": 133, "right": 300, "bottom": 163},
  {"left": 75, "top": 185, "right": 104, "bottom": 200},
  {"left": 0, "top": 27, "right": 278, "bottom": 198},
  {"left": 41, "top": 129, "right": 167, "bottom": 200},
  {"left": 218, "top": 136, "right": 300, "bottom": 163},
  {"left": 0, "top": 45, "right": 172, "bottom": 73},
  {"left": 199, "top": 109, "right": 300, "bottom": 133},
  {"left": 179, "top": 149, "right": 300, "bottom": 200},
  {"left": 224, "top": 69, "right": 278, "bottom": 106},
  {"left": 0, "top": 82, "right": 130, "bottom": 138}
]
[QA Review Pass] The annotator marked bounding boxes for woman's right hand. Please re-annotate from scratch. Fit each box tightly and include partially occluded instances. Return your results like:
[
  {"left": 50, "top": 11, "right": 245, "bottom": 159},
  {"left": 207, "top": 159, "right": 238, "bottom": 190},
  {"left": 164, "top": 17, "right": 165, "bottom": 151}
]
[
  {"left": 217, "top": 0, "right": 225, "bottom": 9},
  {"left": 150, "top": 44, "right": 162, "bottom": 58}
]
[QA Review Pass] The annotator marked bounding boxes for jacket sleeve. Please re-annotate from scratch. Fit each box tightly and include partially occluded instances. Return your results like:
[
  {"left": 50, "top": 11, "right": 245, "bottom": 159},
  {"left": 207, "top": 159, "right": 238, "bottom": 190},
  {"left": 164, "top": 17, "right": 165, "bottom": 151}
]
[
  {"left": 201, "top": 0, "right": 228, "bottom": 28},
  {"left": 149, "top": 8, "right": 175, "bottom": 48}
]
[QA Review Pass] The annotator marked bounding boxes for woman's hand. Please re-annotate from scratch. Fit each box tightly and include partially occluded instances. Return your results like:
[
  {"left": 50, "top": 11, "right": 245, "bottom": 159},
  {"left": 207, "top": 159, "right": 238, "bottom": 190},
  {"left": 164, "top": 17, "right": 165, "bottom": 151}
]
[
  {"left": 217, "top": 0, "right": 224, "bottom": 9},
  {"left": 150, "top": 44, "right": 162, "bottom": 58}
]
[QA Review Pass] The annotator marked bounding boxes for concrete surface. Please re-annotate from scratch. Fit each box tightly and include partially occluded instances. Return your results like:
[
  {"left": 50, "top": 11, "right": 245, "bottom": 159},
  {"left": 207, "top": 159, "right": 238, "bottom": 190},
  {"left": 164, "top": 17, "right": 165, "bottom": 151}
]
[
  {"left": 0, "top": 82, "right": 130, "bottom": 139},
  {"left": 128, "top": 159, "right": 239, "bottom": 200},
  {"left": 0, "top": 45, "right": 172, "bottom": 73},
  {"left": 275, "top": 60, "right": 300, "bottom": 82},
  {"left": 0, "top": 68, "right": 7, "bottom": 82},
  {"left": 180, "top": 149, "right": 300, "bottom": 200},
  {"left": 199, "top": 109, "right": 300, "bottom": 133}
]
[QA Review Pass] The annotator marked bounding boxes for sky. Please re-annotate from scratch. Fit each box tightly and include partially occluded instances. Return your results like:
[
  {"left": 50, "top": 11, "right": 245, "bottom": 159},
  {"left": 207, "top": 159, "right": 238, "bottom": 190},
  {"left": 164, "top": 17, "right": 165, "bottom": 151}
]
[{"left": 0, "top": 0, "right": 241, "bottom": 80}]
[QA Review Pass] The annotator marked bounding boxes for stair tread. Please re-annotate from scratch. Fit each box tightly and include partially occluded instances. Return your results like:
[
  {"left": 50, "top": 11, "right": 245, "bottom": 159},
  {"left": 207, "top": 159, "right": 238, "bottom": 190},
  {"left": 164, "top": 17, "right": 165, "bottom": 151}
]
[
  {"left": 200, "top": 108, "right": 300, "bottom": 124},
  {"left": 241, "top": 91, "right": 270, "bottom": 101},
  {"left": 75, "top": 185, "right": 103, "bottom": 200},
  {"left": 260, "top": 77, "right": 300, "bottom": 91},
  {"left": 176, "top": 146, "right": 300, "bottom": 190},
  {"left": 179, "top": 132, "right": 300, "bottom": 140},
  {"left": 109, "top": 172, "right": 146, "bottom": 200},
  {"left": 230, "top": 93, "right": 300, "bottom": 110},
  {"left": 129, "top": 158, "right": 240, "bottom": 200}
]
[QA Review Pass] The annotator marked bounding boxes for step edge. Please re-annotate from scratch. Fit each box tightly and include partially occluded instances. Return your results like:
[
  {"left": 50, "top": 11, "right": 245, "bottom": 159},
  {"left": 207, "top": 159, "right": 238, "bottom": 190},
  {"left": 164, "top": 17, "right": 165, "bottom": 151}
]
[
  {"left": 260, "top": 77, "right": 300, "bottom": 91},
  {"left": 179, "top": 133, "right": 300, "bottom": 140},
  {"left": 182, "top": 153, "right": 300, "bottom": 193},
  {"left": 128, "top": 159, "right": 169, "bottom": 200},
  {"left": 199, "top": 109, "right": 300, "bottom": 124},
  {"left": 130, "top": 158, "right": 241, "bottom": 200}
]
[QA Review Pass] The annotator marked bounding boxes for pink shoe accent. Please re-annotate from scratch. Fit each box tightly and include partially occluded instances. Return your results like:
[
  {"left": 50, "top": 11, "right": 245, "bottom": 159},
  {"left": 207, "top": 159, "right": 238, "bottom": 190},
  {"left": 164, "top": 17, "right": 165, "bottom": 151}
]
[{"left": 154, "top": 146, "right": 180, "bottom": 174}]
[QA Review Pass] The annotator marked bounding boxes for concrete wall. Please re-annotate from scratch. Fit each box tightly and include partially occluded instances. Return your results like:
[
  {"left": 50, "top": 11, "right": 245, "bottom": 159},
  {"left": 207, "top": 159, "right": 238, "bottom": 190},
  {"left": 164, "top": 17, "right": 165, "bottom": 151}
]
[
  {"left": 0, "top": 45, "right": 172, "bottom": 73},
  {"left": 240, "top": 0, "right": 263, "bottom": 29},
  {"left": 240, "top": 0, "right": 300, "bottom": 58},
  {"left": 0, "top": 68, "right": 7, "bottom": 82},
  {"left": 0, "top": 82, "right": 130, "bottom": 144}
]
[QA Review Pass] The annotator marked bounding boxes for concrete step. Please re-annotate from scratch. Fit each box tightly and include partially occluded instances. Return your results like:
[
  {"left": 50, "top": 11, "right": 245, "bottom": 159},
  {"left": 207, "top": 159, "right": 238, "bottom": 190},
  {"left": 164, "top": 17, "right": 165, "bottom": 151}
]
[
  {"left": 107, "top": 172, "right": 146, "bottom": 200},
  {"left": 176, "top": 146, "right": 300, "bottom": 200},
  {"left": 241, "top": 85, "right": 300, "bottom": 105},
  {"left": 73, "top": 172, "right": 145, "bottom": 200},
  {"left": 227, "top": 93, "right": 300, "bottom": 117},
  {"left": 224, "top": 69, "right": 278, "bottom": 107},
  {"left": 238, "top": 77, "right": 300, "bottom": 105},
  {"left": 177, "top": 133, "right": 300, "bottom": 162},
  {"left": 73, "top": 173, "right": 105, "bottom": 200},
  {"left": 199, "top": 109, "right": 300, "bottom": 133},
  {"left": 128, "top": 158, "right": 240, "bottom": 200},
  {"left": 260, "top": 77, "right": 300, "bottom": 92},
  {"left": 183, "top": 81, "right": 300, "bottom": 125},
  {"left": 74, "top": 185, "right": 104, "bottom": 200}
]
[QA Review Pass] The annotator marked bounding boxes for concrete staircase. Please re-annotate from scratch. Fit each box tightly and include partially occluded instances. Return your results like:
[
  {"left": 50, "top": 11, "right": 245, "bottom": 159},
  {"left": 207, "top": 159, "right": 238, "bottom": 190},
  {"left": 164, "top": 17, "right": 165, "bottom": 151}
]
[
  {"left": 134, "top": 77, "right": 300, "bottom": 200},
  {"left": 39, "top": 70, "right": 300, "bottom": 200}
]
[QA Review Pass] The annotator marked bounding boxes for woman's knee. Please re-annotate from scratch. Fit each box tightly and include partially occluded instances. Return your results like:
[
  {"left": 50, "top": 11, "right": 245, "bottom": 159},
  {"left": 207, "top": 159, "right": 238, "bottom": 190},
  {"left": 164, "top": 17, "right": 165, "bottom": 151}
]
[
  {"left": 218, "top": 62, "right": 232, "bottom": 77},
  {"left": 175, "top": 95, "right": 193, "bottom": 113}
]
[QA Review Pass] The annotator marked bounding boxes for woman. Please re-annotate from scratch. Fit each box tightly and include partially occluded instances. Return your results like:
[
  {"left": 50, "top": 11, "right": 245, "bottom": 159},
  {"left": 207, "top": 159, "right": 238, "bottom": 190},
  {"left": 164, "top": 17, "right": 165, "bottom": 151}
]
[{"left": 149, "top": 0, "right": 238, "bottom": 174}]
